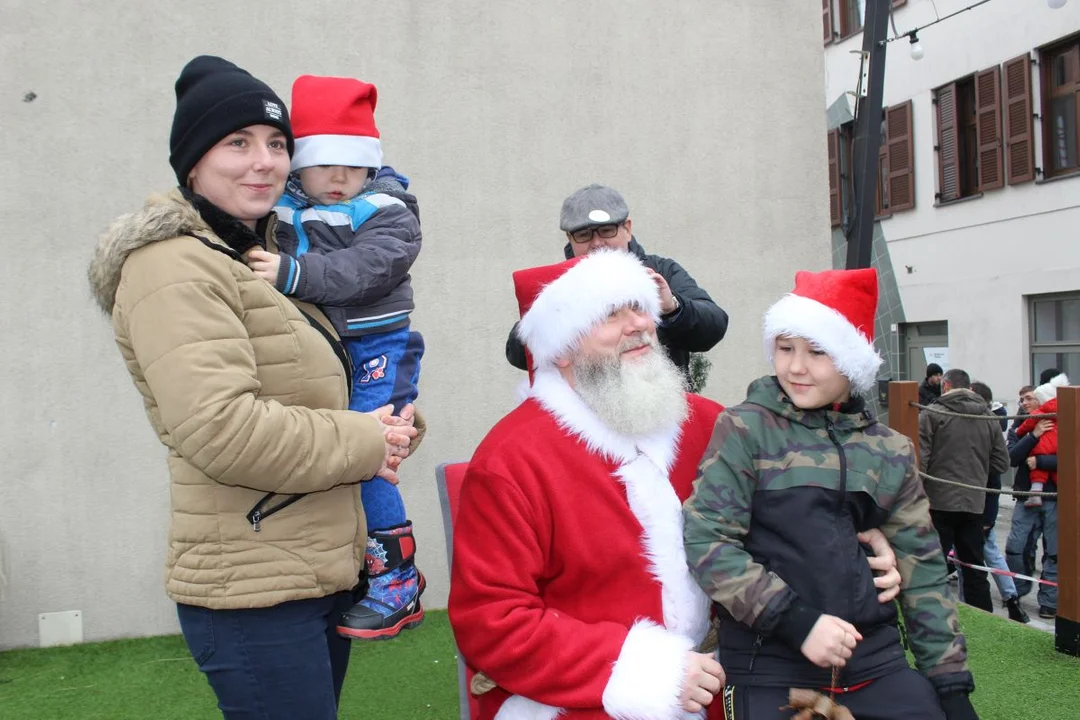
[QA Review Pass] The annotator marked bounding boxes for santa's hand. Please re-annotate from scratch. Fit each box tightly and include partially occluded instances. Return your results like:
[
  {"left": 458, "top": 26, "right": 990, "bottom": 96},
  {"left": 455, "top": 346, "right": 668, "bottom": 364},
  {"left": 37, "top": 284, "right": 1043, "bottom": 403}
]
[
  {"left": 679, "top": 651, "right": 724, "bottom": 712},
  {"left": 859, "top": 529, "right": 901, "bottom": 603},
  {"left": 801, "top": 615, "right": 861, "bottom": 668}
]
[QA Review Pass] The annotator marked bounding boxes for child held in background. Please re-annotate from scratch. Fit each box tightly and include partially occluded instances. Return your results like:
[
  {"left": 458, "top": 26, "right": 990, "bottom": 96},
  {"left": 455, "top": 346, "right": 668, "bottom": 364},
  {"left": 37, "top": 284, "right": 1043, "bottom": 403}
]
[
  {"left": 1014, "top": 373, "right": 1068, "bottom": 508},
  {"left": 246, "top": 75, "right": 425, "bottom": 641},
  {"left": 684, "top": 268, "right": 979, "bottom": 719}
]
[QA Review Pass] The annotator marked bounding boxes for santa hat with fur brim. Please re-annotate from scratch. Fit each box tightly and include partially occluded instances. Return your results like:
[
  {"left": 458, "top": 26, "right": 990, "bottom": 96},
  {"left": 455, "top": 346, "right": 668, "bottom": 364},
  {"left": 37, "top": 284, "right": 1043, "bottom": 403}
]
[
  {"left": 763, "top": 268, "right": 882, "bottom": 395},
  {"left": 1034, "top": 373, "right": 1070, "bottom": 405},
  {"left": 289, "top": 75, "right": 383, "bottom": 171},
  {"left": 514, "top": 251, "right": 661, "bottom": 374}
]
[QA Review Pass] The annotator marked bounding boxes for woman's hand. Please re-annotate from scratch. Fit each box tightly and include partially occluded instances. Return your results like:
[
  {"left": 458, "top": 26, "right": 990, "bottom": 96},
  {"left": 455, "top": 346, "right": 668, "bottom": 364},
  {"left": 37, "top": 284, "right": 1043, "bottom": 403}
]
[
  {"left": 859, "top": 529, "right": 902, "bottom": 603},
  {"left": 246, "top": 249, "right": 281, "bottom": 282},
  {"left": 366, "top": 404, "right": 418, "bottom": 484}
]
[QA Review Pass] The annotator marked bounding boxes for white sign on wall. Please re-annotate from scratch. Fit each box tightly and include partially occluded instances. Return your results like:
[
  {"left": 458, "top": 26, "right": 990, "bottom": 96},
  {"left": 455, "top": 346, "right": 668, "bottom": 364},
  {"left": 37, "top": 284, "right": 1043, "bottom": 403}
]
[{"left": 924, "top": 347, "right": 950, "bottom": 371}]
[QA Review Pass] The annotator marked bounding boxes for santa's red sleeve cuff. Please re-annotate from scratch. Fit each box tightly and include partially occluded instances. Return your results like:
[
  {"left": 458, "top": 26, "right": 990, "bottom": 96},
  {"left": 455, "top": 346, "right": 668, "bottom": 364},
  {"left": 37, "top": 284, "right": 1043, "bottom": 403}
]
[{"left": 601, "top": 620, "right": 697, "bottom": 719}]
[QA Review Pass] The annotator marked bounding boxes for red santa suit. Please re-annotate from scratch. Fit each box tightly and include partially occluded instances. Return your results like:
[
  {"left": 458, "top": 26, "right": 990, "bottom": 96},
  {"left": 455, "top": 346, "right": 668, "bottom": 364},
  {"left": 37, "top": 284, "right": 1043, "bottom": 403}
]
[{"left": 448, "top": 251, "right": 725, "bottom": 720}]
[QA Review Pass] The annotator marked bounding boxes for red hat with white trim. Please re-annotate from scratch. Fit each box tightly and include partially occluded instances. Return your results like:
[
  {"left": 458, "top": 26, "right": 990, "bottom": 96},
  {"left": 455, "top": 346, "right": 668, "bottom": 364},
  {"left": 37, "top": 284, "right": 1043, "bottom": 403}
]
[
  {"left": 514, "top": 250, "right": 661, "bottom": 380},
  {"left": 763, "top": 268, "right": 882, "bottom": 394},
  {"left": 289, "top": 75, "right": 382, "bottom": 171}
]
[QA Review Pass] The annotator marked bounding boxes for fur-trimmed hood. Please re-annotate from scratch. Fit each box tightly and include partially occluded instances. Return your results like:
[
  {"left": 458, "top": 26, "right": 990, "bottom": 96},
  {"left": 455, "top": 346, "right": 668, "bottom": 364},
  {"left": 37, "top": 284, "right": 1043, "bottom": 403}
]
[{"left": 88, "top": 189, "right": 213, "bottom": 315}]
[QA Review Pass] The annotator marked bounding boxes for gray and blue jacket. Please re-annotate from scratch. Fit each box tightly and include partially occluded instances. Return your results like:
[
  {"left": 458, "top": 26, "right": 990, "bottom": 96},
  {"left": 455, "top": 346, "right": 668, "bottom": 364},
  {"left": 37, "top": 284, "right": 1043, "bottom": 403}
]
[{"left": 272, "top": 171, "right": 422, "bottom": 338}]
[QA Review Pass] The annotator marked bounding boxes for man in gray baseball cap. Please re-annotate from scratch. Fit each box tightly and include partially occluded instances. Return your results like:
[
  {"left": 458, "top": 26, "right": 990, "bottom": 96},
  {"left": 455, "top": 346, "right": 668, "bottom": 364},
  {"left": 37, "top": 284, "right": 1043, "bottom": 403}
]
[{"left": 506, "top": 183, "right": 729, "bottom": 379}]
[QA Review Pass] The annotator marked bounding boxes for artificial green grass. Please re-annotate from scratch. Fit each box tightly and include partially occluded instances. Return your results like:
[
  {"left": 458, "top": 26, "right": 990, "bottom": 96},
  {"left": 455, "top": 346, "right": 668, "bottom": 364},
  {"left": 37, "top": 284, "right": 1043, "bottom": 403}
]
[
  {"left": 0, "top": 610, "right": 459, "bottom": 720},
  {"left": 959, "top": 605, "right": 1080, "bottom": 720},
  {"left": 1, "top": 606, "right": 1077, "bottom": 719}
]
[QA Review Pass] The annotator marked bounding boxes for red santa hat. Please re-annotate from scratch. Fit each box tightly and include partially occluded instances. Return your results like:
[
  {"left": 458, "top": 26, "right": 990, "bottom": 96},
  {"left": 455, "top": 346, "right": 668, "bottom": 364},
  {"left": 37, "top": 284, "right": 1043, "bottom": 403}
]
[
  {"left": 514, "top": 250, "right": 661, "bottom": 376},
  {"left": 289, "top": 75, "right": 383, "bottom": 172},
  {"left": 763, "top": 268, "right": 882, "bottom": 394}
]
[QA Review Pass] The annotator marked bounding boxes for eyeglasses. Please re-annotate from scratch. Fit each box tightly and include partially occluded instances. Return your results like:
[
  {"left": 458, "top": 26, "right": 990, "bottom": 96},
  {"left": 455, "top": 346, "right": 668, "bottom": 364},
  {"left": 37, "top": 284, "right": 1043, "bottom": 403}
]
[{"left": 568, "top": 223, "right": 622, "bottom": 244}]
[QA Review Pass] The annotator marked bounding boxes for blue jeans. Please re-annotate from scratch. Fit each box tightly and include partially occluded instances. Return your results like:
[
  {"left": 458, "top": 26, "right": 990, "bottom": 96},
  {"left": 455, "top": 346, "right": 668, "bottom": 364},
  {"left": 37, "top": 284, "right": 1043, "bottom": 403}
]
[
  {"left": 983, "top": 529, "right": 1017, "bottom": 600},
  {"left": 177, "top": 592, "right": 354, "bottom": 719},
  {"left": 345, "top": 328, "right": 424, "bottom": 532},
  {"left": 1005, "top": 500, "right": 1058, "bottom": 610}
]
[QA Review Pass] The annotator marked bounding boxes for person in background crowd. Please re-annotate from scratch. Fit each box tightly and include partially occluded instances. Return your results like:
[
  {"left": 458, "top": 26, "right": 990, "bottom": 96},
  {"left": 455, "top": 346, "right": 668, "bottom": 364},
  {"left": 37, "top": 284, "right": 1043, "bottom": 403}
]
[
  {"left": 919, "top": 363, "right": 944, "bottom": 407},
  {"left": 970, "top": 382, "right": 1028, "bottom": 624},
  {"left": 1006, "top": 372, "right": 1065, "bottom": 620},
  {"left": 505, "top": 184, "right": 728, "bottom": 380},
  {"left": 919, "top": 369, "right": 1008, "bottom": 614}
]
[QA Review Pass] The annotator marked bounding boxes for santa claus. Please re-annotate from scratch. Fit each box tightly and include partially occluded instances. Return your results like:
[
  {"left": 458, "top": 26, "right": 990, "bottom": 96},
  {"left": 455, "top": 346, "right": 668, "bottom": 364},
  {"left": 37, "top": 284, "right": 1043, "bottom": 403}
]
[{"left": 448, "top": 250, "right": 726, "bottom": 719}]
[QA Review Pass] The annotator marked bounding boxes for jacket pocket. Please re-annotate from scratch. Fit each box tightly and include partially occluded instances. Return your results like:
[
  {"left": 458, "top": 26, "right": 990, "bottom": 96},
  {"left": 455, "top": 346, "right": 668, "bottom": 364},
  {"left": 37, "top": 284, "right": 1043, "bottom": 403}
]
[{"left": 176, "top": 603, "right": 216, "bottom": 666}]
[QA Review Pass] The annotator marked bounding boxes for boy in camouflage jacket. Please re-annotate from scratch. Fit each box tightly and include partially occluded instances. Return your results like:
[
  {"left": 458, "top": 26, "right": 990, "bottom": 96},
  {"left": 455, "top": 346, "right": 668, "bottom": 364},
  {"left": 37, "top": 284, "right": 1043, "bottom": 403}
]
[{"left": 684, "top": 269, "right": 978, "bottom": 720}]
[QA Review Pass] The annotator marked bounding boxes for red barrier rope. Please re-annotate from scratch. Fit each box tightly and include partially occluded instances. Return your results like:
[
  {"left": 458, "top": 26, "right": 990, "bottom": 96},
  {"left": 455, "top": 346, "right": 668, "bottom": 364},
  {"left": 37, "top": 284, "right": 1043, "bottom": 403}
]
[{"left": 947, "top": 551, "right": 1058, "bottom": 587}]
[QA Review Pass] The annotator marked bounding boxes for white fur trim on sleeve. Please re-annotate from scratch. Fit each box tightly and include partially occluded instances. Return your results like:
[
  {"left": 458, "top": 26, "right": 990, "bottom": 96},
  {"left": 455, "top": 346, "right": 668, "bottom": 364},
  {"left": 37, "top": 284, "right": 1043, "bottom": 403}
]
[
  {"left": 763, "top": 293, "right": 882, "bottom": 394},
  {"left": 602, "top": 620, "right": 695, "bottom": 719},
  {"left": 517, "top": 250, "right": 661, "bottom": 369},
  {"left": 494, "top": 695, "right": 564, "bottom": 719}
]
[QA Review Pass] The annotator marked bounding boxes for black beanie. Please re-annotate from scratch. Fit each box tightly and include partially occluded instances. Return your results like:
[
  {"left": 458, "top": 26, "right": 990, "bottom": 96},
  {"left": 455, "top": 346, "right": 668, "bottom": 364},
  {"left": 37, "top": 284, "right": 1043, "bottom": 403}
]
[
  {"left": 169, "top": 56, "right": 294, "bottom": 185},
  {"left": 926, "top": 363, "right": 943, "bottom": 378}
]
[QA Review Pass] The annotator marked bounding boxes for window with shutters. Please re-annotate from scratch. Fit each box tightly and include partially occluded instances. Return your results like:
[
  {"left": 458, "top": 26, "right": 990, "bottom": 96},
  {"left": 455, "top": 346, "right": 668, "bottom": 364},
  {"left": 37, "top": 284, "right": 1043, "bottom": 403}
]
[
  {"left": 885, "top": 101, "right": 915, "bottom": 212},
  {"left": 1041, "top": 36, "right": 1080, "bottom": 178},
  {"left": 1004, "top": 54, "right": 1035, "bottom": 184},
  {"left": 934, "top": 71, "right": 1006, "bottom": 202},
  {"left": 830, "top": 0, "right": 906, "bottom": 42},
  {"left": 837, "top": 0, "right": 865, "bottom": 39},
  {"left": 828, "top": 124, "right": 856, "bottom": 228}
]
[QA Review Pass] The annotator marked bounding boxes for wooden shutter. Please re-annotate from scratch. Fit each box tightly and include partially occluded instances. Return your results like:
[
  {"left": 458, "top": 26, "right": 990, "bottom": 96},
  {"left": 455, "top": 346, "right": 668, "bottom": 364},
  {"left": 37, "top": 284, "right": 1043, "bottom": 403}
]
[
  {"left": 823, "top": 0, "right": 834, "bottom": 45},
  {"left": 975, "top": 66, "right": 1004, "bottom": 191},
  {"left": 1004, "top": 54, "right": 1035, "bottom": 184},
  {"left": 876, "top": 127, "right": 890, "bottom": 218},
  {"left": 886, "top": 101, "right": 915, "bottom": 212},
  {"left": 828, "top": 129, "right": 842, "bottom": 226},
  {"left": 936, "top": 84, "right": 960, "bottom": 202}
]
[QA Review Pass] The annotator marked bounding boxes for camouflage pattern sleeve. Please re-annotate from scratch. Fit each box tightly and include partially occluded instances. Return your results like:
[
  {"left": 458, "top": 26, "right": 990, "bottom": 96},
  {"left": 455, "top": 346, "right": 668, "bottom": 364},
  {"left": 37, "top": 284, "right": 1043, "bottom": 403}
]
[
  {"left": 880, "top": 439, "right": 974, "bottom": 695},
  {"left": 683, "top": 410, "right": 796, "bottom": 632}
]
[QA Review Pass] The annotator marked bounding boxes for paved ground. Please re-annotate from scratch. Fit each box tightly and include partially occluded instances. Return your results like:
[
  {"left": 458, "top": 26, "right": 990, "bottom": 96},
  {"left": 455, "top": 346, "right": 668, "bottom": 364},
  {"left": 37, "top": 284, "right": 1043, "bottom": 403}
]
[{"left": 953, "top": 495, "right": 1055, "bottom": 633}]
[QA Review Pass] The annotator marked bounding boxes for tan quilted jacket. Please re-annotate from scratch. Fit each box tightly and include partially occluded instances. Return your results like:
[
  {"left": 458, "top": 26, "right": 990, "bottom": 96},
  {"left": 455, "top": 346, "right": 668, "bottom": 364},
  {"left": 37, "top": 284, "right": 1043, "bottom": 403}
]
[{"left": 89, "top": 189, "right": 388, "bottom": 609}]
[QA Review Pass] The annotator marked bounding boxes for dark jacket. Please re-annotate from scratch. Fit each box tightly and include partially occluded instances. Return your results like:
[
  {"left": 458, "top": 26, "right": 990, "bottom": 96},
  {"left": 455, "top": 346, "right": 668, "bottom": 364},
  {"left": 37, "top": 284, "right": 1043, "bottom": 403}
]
[
  {"left": 505, "top": 237, "right": 727, "bottom": 374},
  {"left": 685, "top": 377, "right": 972, "bottom": 697},
  {"left": 919, "top": 379, "right": 942, "bottom": 407},
  {"left": 273, "top": 181, "right": 422, "bottom": 338},
  {"left": 918, "top": 390, "right": 1010, "bottom": 514},
  {"left": 1007, "top": 414, "right": 1059, "bottom": 492}
]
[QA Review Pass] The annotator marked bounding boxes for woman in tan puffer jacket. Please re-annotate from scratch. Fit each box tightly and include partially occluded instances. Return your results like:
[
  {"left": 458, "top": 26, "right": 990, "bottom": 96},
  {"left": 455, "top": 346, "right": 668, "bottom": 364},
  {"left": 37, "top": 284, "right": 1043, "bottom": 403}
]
[{"left": 87, "top": 56, "right": 418, "bottom": 720}]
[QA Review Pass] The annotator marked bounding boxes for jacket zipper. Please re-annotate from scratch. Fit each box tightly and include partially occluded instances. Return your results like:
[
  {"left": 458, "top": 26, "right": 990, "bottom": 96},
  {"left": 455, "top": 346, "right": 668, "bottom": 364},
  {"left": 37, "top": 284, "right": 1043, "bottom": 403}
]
[
  {"left": 825, "top": 418, "right": 853, "bottom": 684},
  {"left": 245, "top": 493, "right": 306, "bottom": 532}
]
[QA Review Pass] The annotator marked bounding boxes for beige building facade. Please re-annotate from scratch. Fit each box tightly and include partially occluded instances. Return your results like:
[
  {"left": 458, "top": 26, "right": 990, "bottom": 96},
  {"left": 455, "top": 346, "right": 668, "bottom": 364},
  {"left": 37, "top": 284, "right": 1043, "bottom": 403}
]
[{"left": 0, "top": 1, "right": 830, "bottom": 648}]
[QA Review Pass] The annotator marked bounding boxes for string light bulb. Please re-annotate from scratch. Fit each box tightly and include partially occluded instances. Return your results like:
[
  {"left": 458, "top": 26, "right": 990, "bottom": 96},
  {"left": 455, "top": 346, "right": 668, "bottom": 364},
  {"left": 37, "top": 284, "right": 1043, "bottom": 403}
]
[
  {"left": 1047, "top": 0, "right": 1067, "bottom": 9},
  {"left": 909, "top": 32, "right": 924, "bottom": 61}
]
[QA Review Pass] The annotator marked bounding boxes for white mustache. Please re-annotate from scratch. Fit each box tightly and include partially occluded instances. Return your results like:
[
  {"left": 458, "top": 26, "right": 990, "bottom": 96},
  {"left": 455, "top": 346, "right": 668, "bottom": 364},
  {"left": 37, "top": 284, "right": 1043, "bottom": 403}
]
[{"left": 618, "top": 333, "right": 654, "bottom": 354}]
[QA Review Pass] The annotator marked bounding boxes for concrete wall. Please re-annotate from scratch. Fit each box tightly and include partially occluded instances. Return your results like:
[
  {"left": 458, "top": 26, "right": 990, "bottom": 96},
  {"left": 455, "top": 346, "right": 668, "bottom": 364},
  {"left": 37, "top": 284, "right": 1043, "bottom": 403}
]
[
  {"left": 0, "top": 0, "right": 829, "bottom": 649},
  {"left": 824, "top": 0, "right": 1080, "bottom": 408}
]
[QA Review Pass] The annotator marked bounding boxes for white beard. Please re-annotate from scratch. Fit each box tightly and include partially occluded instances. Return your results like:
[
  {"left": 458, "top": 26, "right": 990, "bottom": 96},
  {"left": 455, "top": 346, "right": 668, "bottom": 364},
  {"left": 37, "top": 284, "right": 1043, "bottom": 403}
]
[{"left": 572, "top": 335, "right": 688, "bottom": 437}]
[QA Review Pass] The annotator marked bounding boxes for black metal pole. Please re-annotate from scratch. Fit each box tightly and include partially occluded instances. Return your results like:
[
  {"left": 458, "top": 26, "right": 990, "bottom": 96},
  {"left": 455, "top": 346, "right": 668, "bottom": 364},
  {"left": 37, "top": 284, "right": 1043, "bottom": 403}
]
[{"left": 846, "top": 0, "right": 892, "bottom": 270}]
